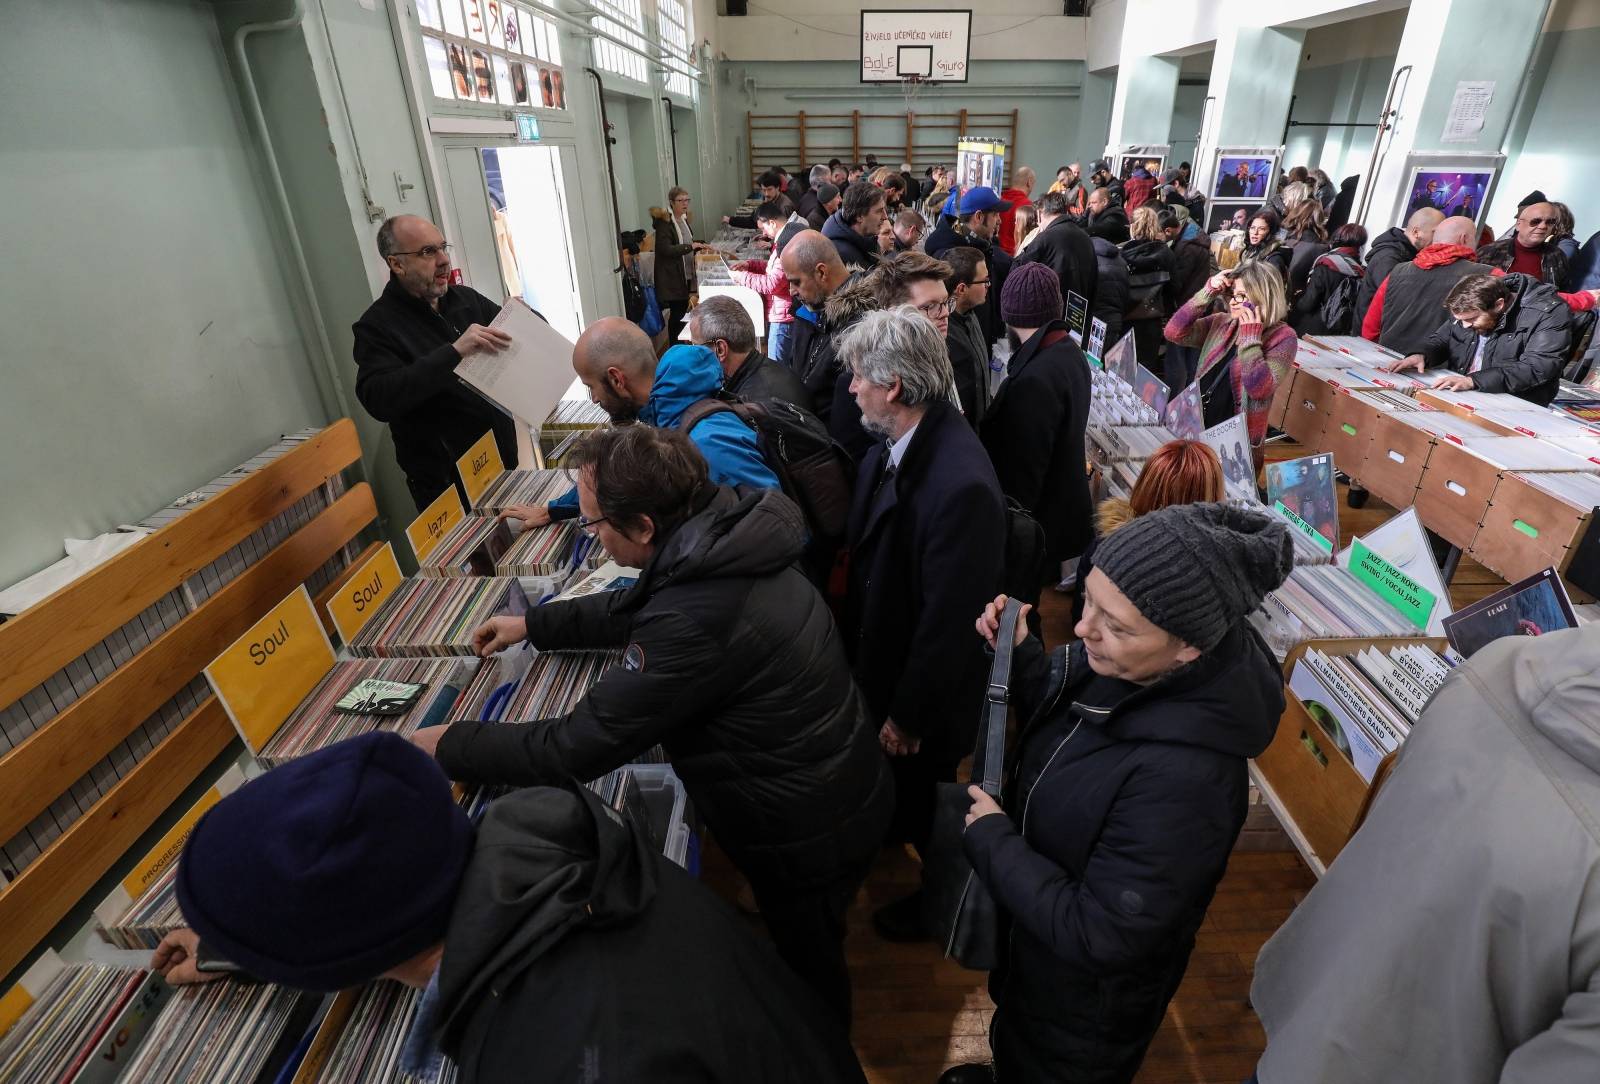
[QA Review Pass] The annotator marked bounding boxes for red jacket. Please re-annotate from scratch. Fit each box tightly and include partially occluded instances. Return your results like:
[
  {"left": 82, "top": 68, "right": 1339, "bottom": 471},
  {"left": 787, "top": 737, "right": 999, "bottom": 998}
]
[
  {"left": 998, "top": 187, "right": 1032, "bottom": 256},
  {"left": 1362, "top": 244, "right": 1595, "bottom": 341},
  {"left": 1124, "top": 175, "right": 1157, "bottom": 212}
]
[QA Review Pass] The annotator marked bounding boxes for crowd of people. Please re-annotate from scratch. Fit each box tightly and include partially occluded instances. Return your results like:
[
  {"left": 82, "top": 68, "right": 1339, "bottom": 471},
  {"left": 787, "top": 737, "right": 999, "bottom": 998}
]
[{"left": 148, "top": 147, "right": 1600, "bottom": 1084}]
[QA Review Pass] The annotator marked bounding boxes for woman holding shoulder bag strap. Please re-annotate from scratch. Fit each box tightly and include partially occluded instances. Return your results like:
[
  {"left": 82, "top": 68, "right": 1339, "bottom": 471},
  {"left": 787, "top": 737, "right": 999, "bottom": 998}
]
[{"left": 938, "top": 503, "right": 1294, "bottom": 1084}]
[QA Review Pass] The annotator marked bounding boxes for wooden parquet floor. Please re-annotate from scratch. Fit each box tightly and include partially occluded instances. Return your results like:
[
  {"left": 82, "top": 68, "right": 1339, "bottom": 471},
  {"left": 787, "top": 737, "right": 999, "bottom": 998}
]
[{"left": 704, "top": 439, "right": 1505, "bottom": 1082}]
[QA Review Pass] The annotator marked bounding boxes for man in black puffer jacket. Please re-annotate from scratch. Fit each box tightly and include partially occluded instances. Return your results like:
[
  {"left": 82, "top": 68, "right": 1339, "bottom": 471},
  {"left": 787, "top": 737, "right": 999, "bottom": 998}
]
[
  {"left": 428, "top": 424, "right": 894, "bottom": 1025},
  {"left": 947, "top": 502, "right": 1293, "bottom": 1084},
  {"left": 1352, "top": 208, "right": 1442, "bottom": 331},
  {"left": 1388, "top": 272, "right": 1573, "bottom": 406}
]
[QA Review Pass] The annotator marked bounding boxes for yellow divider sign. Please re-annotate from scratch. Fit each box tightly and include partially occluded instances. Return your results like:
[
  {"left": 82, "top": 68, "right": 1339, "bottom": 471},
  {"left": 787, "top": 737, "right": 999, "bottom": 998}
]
[
  {"left": 326, "top": 543, "right": 402, "bottom": 644},
  {"left": 204, "top": 586, "right": 336, "bottom": 754},
  {"left": 406, "top": 485, "right": 465, "bottom": 562},
  {"left": 456, "top": 430, "right": 506, "bottom": 508},
  {"left": 120, "top": 786, "right": 224, "bottom": 899}
]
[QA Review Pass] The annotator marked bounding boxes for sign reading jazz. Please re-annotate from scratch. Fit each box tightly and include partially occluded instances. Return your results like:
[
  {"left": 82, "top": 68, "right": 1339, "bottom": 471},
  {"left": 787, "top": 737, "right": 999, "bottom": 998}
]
[{"left": 860, "top": 9, "right": 972, "bottom": 82}]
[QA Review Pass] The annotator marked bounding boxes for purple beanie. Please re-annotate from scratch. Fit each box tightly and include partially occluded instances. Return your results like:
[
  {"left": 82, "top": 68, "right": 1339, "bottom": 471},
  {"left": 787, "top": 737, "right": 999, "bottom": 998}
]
[{"left": 1001, "top": 261, "right": 1064, "bottom": 328}]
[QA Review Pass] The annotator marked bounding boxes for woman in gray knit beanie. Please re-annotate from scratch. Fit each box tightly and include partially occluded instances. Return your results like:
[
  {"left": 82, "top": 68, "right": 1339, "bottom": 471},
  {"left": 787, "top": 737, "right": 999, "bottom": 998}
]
[{"left": 946, "top": 503, "right": 1292, "bottom": 1084}]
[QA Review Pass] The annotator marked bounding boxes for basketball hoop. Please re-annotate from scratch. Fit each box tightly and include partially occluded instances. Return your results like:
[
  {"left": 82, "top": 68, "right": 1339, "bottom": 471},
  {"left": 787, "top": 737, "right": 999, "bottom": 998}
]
[{"left": 900, "top": 74, "right": 927, "bottom": 113}]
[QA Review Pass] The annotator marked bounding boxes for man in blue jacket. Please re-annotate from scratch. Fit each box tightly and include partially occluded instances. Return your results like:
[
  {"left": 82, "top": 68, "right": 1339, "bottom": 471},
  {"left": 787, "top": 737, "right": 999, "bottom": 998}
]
[{"left": 497, "top": 317, "right": 777, "bottom": 526}]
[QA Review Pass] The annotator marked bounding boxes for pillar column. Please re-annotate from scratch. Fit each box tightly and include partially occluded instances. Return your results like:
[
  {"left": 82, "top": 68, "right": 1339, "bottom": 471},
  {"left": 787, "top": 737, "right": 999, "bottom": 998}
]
[
  {"left": 1356, "top": 0, "right": 1552, "bottom": 234},
  {"left": 1193, "top": 24, "right": 1306, "bottom": 200},
  {"left": 1075, "top": 68, "right": 1116, "bottom": 172},
  {"left": 1105, "top": 53, "right": 1181, "bottom": 153}
]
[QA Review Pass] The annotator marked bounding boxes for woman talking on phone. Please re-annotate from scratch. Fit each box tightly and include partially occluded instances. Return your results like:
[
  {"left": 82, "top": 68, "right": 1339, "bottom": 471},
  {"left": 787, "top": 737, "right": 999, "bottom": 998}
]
[
  {"left": 939, "top": 503, "right": 1294, "bottom": 1084},
  {"left": 1163, "top": 262, "right": 1298, "bottom": 453}
]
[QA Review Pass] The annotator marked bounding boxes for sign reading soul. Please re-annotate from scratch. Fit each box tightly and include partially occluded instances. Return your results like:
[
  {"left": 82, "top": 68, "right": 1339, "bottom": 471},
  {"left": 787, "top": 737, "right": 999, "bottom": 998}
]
[
  {"left": 204, "top": 586, "right": 336, "bottom": 753},
  {"left": 326, "top": 543, "right": 404, "bottom": 645},
  {"left": 1350, "top": 538, "right": 1438, "bottom": 631}
]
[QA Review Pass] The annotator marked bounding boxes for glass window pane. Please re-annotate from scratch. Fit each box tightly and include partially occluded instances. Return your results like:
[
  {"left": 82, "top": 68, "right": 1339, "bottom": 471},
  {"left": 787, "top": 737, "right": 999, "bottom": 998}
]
[
  {"left": 485, "top": 0, "right": 505, "bottom": 47},
  {"left": 471, "top": 48, "right": 496, "bottom": 100},
  {"left": 509, "top": 61, "right": 531, "bottom": 106},
  {"left": 417, "top": 0, "right": 443, "bottom": 30},
  {"left": 502, "top": 3, "right": 523, "bottom": 52},
  {"left": 445, "top": 40, "right": 475, "bottom": 98},
  {"left": 423, "top": 36, "right": 454, "bottom": 98},
  {"left": 545, "top": 22, "right": 561, "bottom": 66},
  {"left": 464, "top": 0, "right": 487, "bottom": 42},
  {"left": 441, "top": 0, "right": 466, "bottom": 37},
  {"left": 520, "top": 10, "right": 540, "bottom": 60},
  {"left": 494, "top": 55, "right": 514, "bottom": 105}
]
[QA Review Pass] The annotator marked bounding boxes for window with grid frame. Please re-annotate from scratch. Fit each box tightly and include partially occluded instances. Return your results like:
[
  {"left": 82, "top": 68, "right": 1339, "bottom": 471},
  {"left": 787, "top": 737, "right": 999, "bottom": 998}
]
[
  {"left": 657, "top": 0, "right": 694, "bottom": 99},
  {"left": 590, "top": 0, "right": 651, "bottom": 85},
  {"left": 416, "top": 0, "right": 567, "bottom": 109}
]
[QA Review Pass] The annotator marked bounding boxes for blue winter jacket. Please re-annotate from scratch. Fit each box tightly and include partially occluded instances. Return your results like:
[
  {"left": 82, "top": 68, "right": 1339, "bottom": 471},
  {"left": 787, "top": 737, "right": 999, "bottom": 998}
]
[{"left": 547, "top": 345, "right": 778, "bottom": 518}]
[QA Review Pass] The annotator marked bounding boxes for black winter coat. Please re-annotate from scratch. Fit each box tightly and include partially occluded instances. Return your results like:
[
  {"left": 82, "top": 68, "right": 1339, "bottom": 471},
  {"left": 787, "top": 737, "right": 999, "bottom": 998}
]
[
  {"left": 927, "top": 224, "right": 1011, "bottom": 346},
  {"left": 1477, "top": 236, "right": 1571, "bottom": 289},
  {"left": 1014, "top": 217, "right": 1099, "bottom": 319},
  {"left": 947, "top": 309, "right": 992, "bottom": 427},
  {"left": 352, "top": 279, "right": 515, "bottom": 510},
  {"left": 725, "top": 349, "right": 810, "bottom": 407},
  {"left": 1091, "top": 238, "right": 1130, "bottom": 347},
  {"left": 844, "top": 401, "right": 1005, "bottom": 757},
  {"left": 436, "top": 785, "right": 866, "bottom": 1083},
  {"left": 1283, "top": 235, "right": 1331, "bottom": 299},
  {"left": 963, "top": 624, "right": 1282, "bottom": 1083},
  {"left": 1289, "top": 247, "right": 1363, "bottom": 336},
  {"left": 981, "top": 324, "right": 1093, "bottom": 566},
  {"left": 1170, "top": 234, "right": 1211, "bottom": 304},
  {"left": 1420, "top": 272, "right": 1572, "bottom": 406},
  {"left": 786, "top": 272, "right": 868, "bottom": 428},
  {"left": 1239, "top": 238, "right": 1292, "bottom": 286},
  {"left": 435, "top": 486, "right": 893, "bottom": 890},
  {"left": 1353, "top": 226, "right": 1417, "bottom": 331},
  {"left": 652, "top": 210, "right": 695, "bottom": 303},
  {"left": 1087, "top": 206, "right": 1130, "bottom": 245},
  {"left": 822, "top": 210, "right": 878, "bottom": 269},
  {"left": 1120, "top": 238, "right": 1177, "bottom": 313}
]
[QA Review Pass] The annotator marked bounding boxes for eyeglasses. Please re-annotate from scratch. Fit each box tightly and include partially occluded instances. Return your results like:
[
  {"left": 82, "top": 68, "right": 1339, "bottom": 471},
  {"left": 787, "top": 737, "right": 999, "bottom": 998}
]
[
  {"left": 917, "top": 298, "right": 953, "bottom": 317},
  {"left": 577, "top": 514, "right": 610, "bottom": 535},
  {"left": 390, "top": 243, "right": 452, "bottom": 260},
  {"left": 1229, "top": 293, "right": 1253, "bottom": 305},
  {"left": 1520, "top": 216, "right": 1556, "bottom": 226},
  {"left": 969, "top": 278, "right": 991, "bottom": 287}
]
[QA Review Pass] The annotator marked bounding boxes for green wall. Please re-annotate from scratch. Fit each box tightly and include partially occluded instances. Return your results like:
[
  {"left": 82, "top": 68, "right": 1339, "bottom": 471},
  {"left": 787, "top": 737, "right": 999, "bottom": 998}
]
[
  {"left": 1283, "top": 54, "right": 1397, "bottom": 185},
  {"left": 0, "top": 0, "right": 331, "bottom": 589}
]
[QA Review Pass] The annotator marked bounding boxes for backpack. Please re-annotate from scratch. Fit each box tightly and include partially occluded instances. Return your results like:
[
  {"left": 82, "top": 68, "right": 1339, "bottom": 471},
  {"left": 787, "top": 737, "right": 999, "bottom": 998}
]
[
  {"left": 679, "top": 395, "right": 854, "bottom": 542},
  {"left": 618, "top": 265, "right": 646, "bottom": 322},
  {"left": 1316, "top": 252, "right": 1363, "bottom": 333},
  {"left": 1000, "top": 498, "right": 1048, "bottom": 609}
]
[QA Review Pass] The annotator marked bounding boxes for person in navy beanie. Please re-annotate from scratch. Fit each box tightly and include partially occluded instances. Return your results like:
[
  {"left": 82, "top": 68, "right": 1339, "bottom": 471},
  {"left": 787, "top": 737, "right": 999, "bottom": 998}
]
[
  {"left": 153, "top": 733, "right": 866, "bottom": 1083},
  {"left": 980, "top": 261, "right": 1094, "bottom": 591}
]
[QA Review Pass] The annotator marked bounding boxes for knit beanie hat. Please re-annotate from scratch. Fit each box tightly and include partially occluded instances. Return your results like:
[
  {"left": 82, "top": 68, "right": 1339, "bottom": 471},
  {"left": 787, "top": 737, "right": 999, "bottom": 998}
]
[
  {"left": 176, "top": 732, "right": 474, "bottom": 991},
  {"left": 1093, "top": 502, "right": 1293, "bottom": 652},
  {"left": 1000, "top": 261, "right": 1064, "bottom": 327}
]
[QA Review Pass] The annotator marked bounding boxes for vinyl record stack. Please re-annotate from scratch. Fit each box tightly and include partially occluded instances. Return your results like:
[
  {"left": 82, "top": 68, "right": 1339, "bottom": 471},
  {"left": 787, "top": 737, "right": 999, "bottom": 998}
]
[
  {"left": 1253, "top": 565, "right": 1416, "bottom": 657},
  {"left": 0, "top": 964, "right": 155, "bottom": 1081},
  {"left": 301, "top": 980, "right": 455, "bottom": 1084},
  {"left": 1287, "top": 642, "right": 1454, "bottom": 781},
  {"left": 502, "top": 649, "right": 622, "bottom": 721},
  {"left": 470, "top": 468, "right": 571, "bottom": 516},
  {"left": 257, "top": 658, "right": 470, "bottom": 767},
  {"left": 346, "top": 578, "right": 525, "bottom": 659},
  {"left": 99, "top": 865, "right": 184, "bottom": 950},
  {"left": 116, "top": 979, "right": 316, "bottom": 1084},
  {"left": 418, "top": 517, "right": 516, "bottom": 578},
  {"left": 495, "top": 521, "right": 581, "bottom": 577},
  {"left": 539, "top": 400, "right": 608, "bottom": 462}
]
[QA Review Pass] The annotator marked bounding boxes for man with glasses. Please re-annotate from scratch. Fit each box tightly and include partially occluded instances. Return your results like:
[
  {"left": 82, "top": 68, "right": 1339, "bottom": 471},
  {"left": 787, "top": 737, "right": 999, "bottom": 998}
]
[
  {"left": 943, "top": 246, "right": 993, "bottom": 427},
  {"left": 689, "top": 295, "right": 809, "bottom": 406},
  {"left": 353, "top": 214, "right": 518, "bottom": 511},
  {"left": 1477, "top": 198, "right": 1572, "bottom": 287},
  {"left": 419, "top": 423, "right": 893, "bottom": 1028}
]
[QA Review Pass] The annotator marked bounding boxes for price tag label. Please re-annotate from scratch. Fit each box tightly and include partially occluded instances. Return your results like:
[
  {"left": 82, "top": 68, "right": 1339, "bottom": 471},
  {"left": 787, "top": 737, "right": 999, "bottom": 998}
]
[
  {"left": 1350, "top": 538, "right": 1438, "bottom": 631},
  {"left": 456, "top": 430, "right": 506, "bottom": 508},
  {"left": 326, "top": 543, "right": 403, "bottom": 644},
  {"left": 406, "top": 486, "right": 466, "bottom": 562},
  {"left": 204, "top": 587, "right": 336, "bottom": 753},
  {"left": 1275, "top": 500, "right": 1335, "bottom": 554}
]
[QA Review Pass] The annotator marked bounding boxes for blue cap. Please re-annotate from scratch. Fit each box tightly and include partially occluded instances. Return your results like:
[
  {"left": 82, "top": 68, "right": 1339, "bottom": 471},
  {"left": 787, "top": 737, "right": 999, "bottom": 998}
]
[{"left": 958, "top": 187, "right": 1006, "bottom": 214}]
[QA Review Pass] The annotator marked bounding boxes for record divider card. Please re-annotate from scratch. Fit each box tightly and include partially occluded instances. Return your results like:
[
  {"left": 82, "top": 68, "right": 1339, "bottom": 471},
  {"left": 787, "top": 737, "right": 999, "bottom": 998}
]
[
  {"left": 324, "top": 544, "right": 404, "bottom": 646},
  {"left": 455, "top": 430, "right": 506, "bottom": 509},
  {"left": 405, "top": 486, "right": 467, "bottom": 564},
  {"left": 203, "top": 587, "right": 337, "bottom": 755},
  {"left": 288, "top": 987, "right": 363, "bottom": 1084}
]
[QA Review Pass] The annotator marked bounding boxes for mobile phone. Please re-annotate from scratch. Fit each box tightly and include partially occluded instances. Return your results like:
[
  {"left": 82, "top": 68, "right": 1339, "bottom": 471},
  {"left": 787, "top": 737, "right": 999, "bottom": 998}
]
[{"left": 194, "top": 943, "right": 242, "bottom": 974}]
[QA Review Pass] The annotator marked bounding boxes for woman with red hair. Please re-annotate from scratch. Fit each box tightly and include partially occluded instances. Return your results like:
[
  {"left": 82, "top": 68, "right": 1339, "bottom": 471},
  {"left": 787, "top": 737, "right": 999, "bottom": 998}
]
[{"left": 1069, "top": 440, "right": 1226, "bottom": 616}]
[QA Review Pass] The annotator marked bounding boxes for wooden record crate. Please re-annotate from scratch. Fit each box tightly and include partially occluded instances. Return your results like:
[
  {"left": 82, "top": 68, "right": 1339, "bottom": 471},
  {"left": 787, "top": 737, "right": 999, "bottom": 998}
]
[
  {"left": 1469, "top": 472, "right": 1599, "bottom": 594},
  {"left": 1413, "top": 388, "right": 1482, "bottom": 421},
  {"left": 1360, "top": 413, "right": 1444, "bottom": 510},
  {"left": 1411, "top": 439, "right": 1504, "bottom": 551},
  {"left": 1253, "top": 635, "right": 1446, "bottom": 875},
  {"left": 1322, "top": 387, "right": 1382, "bottom": 484},
  {"left": 1269, "top": 363, "right": 1302, "bottom": 430},
  {"left": 1282, "top": 369, "right": 1338, "bottom": 446}
]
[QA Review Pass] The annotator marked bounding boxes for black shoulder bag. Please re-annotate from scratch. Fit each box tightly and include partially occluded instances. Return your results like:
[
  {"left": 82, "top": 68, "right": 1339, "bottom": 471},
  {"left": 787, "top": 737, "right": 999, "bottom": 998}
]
[{"left": 921, "top": 597, "right": 1023, "bottom": 971}]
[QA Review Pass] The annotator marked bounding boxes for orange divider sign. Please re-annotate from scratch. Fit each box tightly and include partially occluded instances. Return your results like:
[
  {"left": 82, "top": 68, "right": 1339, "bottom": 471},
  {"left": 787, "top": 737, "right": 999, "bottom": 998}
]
[
  {"left": 204, "top": 586, "right": 337, "bottom": 754},
  {"left": 456, "top": 429, "right": 506, "bottom": 508},
  {"left": 406, "top": 485, "right": 466, "bottom": 563},
  {"left": 325, "top": 543, "right": 403, "bottom": 644},
  {"left": 120, "top": 786, "right": 224, "bottom": 899}
]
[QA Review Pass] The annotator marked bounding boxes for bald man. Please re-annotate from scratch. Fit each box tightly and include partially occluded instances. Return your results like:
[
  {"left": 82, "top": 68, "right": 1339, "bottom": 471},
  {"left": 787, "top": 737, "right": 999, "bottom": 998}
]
[
  {"left": 997, "top": 166, "right": 1036, "bottom": 256},
  {"left": 1353, "top": 206, "right": 1445, "bottom": 332},
  {"left": 497, "top": 318, "right": 776, "bottom": 528},
  {"left": 1362, "top": 216, "right": 1493, "bottom": 355},
  {"left": 781, "top": 231, "right": 868, "bottom": 425},
  {"left": 354, "top": 214, "right": 517, "bottom": 510}
]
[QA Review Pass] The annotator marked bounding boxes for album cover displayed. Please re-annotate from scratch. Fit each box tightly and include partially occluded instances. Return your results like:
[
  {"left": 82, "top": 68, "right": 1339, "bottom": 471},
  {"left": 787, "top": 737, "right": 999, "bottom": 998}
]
[{"left": 1442, "top": 567, "right": 1578, "bottom": 658}]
